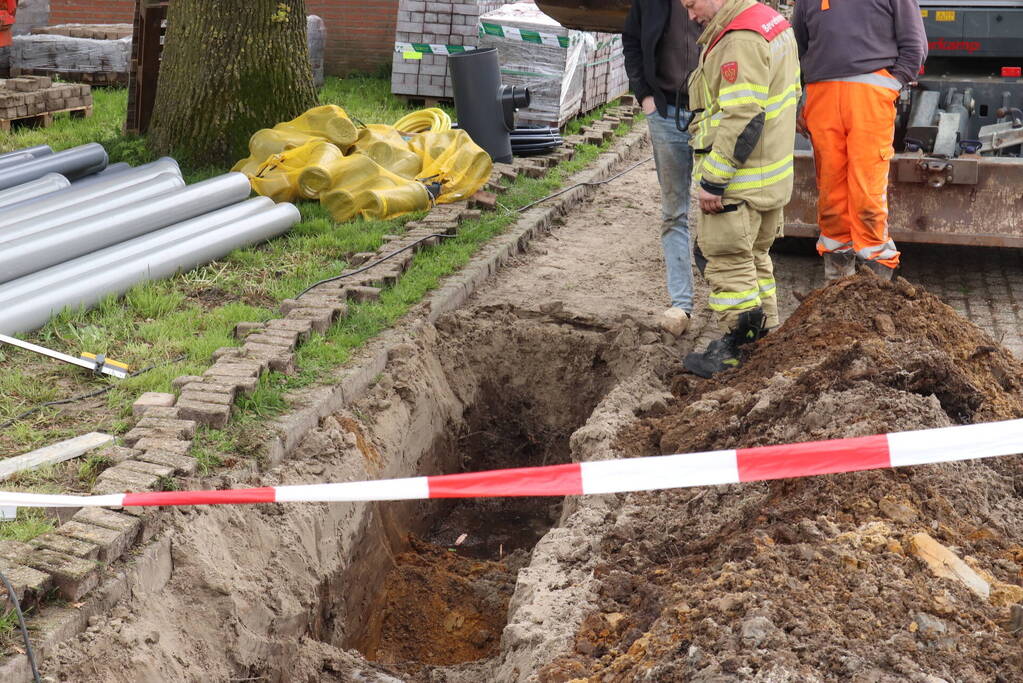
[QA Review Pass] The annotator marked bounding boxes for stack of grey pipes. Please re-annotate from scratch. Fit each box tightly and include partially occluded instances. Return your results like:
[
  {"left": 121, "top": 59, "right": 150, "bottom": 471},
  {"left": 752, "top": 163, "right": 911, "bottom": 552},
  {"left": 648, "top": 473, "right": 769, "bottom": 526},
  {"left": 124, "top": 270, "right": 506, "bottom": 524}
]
[{"left": 0, "top": 143, "right": 301, "bottom": 335}]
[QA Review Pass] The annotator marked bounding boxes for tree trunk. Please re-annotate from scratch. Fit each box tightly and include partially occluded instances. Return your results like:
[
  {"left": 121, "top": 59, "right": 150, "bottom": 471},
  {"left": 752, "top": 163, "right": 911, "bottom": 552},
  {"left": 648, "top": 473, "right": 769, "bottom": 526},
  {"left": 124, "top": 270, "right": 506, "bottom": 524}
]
[{"left": 148, "top": 0, "right": 317, "bottom": 167}]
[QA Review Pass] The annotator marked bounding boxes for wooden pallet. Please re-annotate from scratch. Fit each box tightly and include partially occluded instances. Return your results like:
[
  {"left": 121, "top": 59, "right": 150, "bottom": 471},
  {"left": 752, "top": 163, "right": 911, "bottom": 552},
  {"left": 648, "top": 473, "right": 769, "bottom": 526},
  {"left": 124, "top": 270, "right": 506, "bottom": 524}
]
[
  {"left": 0, "top": 105, "right": 93, "bottom": 133},
  {"left": 10, "top": 67, "right": 128, "bottom": 86}
]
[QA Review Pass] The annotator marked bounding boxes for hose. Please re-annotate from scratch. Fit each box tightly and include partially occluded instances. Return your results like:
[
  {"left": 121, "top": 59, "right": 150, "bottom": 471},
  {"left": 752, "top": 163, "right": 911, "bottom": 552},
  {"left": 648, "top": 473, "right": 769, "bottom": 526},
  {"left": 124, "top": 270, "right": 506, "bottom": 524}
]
[
  {"left": 393, "top": 108, "right": 452, "bottom": 134},
  {"left": 0, "top": 570, "right": 41, "bottom": 683}
]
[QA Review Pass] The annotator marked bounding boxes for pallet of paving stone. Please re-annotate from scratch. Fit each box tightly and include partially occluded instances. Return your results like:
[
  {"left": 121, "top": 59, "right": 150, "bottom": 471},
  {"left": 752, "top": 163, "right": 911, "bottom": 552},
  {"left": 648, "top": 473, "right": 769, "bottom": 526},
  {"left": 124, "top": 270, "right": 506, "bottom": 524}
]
[
  {"left": 10, "top": 32, "right": 132, "bottom": 84},
  {"left": 32, "top": 24, "right": 135, "bottom": 40},
  {"left": 11, "top": 66, "right": 128, "bottom": 86},
  {"left": 0, "top": 76, "right": 93, "bottom": 131},
  {"left": 391, "top": 0, "right": 512, "bottom": 100},
  {"left": 477, "top": 2, "right": 590, "bottom": 128},
  {"left": 580, "top": 34, "right": 627, "bottom": 115}
]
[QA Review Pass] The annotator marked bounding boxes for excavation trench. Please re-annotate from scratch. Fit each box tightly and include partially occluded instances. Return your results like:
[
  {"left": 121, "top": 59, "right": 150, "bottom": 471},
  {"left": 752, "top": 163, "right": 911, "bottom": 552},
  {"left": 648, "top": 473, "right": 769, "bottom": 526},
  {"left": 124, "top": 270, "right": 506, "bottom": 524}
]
[{"left": 265, "top": 308, "right": 621, "bottom": 681}]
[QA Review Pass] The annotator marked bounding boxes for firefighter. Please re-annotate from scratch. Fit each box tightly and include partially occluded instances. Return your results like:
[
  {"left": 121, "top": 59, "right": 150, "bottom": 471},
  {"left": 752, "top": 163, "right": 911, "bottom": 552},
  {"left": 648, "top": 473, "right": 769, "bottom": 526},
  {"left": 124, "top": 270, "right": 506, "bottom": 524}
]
[
  {"left": 681, "top": 0, "right": 801, "bottom": 378},
  {"left": 0, "top": 0, "right": 16, "bottom": 49},
  {"left": 792, "top": 0, "right": 927, "bottom": 280}
]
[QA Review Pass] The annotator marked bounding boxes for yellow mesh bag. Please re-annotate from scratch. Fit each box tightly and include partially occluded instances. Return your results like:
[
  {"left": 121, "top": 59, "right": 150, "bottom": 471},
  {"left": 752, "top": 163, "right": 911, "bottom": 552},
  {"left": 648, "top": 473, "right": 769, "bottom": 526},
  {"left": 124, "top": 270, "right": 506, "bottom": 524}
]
[
  {"left": 410, "top": 129, "right": 492, "bottom": 204},
  {"left": 232, "top": 127, "right": 326, "bottom": 177},
  {"left": 319, "top": 154, "right": 430, "bottom": 222},
  {"left": 276, "top": 105, "right": 359, "bottom": 148},
  {"left": 351, "top": 124, "right": 423, "bottom": 179},
  {"left": 249, "top": 140, "right": 345, "bottom": 203}
]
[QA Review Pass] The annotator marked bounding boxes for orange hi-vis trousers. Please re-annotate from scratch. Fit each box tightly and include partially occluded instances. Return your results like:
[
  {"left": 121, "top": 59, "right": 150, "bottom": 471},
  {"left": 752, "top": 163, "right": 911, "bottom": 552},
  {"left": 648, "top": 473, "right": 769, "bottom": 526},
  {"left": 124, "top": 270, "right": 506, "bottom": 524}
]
[{"left": 803, "top": 69, "right": 901, "bottom": 268}]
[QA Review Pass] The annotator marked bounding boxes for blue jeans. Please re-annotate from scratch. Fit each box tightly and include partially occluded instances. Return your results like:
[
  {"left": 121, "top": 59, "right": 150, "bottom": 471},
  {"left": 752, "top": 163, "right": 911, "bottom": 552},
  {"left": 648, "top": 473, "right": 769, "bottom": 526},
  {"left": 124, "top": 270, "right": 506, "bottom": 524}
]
[{"left": 647, "top": 106, "right": 695, "bottom": 313}]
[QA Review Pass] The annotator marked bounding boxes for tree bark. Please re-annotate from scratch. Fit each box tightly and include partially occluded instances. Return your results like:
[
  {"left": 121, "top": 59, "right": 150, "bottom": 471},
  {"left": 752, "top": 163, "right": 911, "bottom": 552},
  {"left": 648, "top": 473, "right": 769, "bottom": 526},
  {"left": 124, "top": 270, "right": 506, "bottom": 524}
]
[{"left": 148, "top": 0, "right": 318, "bottom": 167}]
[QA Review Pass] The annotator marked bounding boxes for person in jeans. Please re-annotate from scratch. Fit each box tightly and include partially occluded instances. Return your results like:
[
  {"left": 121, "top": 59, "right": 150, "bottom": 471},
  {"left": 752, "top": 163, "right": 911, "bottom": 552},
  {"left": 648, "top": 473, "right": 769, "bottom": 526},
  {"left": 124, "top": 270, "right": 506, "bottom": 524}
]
[{"left": 623, "top": 0, "right": 703, "bottom": 336}]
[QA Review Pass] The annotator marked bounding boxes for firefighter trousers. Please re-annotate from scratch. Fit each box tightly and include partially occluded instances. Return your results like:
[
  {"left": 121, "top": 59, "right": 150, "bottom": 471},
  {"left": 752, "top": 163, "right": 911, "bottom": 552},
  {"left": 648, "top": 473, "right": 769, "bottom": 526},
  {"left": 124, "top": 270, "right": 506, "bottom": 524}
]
[
  {"left": 803, "top": 70, "right": 901, "bottom": 268},
  {"left": 696, "top": 202, "right": 782, "bottom": 332}
]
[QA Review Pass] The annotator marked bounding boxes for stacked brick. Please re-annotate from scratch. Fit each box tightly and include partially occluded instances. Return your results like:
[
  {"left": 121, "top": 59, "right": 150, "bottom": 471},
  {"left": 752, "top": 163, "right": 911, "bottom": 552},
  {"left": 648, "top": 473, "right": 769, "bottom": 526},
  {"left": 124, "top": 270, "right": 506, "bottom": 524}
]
[
  {"left": 580, "top": 35, "right": 628, "bottom": 116},
  {"left": 391, "top": 0, "right": 510, "bottom": 100},
  {"left": 10, "top": 28, "right": 132, "bottom": 85},
  {"left": 0, "top": 75, "right": 92, "bottom": 128},
  {"left": 478, "top": 2, "right": 627, "bottom": 128},
  {"left": 32, "top": 23, "right": 133, "bottom": 40}
]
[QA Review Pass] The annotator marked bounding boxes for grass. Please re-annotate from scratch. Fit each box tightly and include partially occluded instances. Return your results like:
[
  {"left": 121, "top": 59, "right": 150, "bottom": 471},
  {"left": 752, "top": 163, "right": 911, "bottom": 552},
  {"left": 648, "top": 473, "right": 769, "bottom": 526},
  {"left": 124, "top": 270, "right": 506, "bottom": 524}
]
[{"left": 0, "top": 75, "right": 632, "bottom": 494}]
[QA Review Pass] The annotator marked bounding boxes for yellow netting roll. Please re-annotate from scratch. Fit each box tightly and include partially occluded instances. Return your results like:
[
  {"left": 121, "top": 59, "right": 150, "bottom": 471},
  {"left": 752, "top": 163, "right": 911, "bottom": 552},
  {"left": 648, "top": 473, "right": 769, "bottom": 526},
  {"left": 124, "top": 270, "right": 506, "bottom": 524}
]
[
  {"left": 318, "top": 154, "right": 426, "bottom": 222},
  {"left": 279, "top": 104, "right": 359, "bottom": 148},
  {"left": 393, "top": 108, "right": 452, "bottom": 134},
  {"left": 232, "top": 127, "right": 326, "bottom": 177},
  {"left": 351, "top": 124, "right": 423, "bottom": 179},
  {"left": 411, "top": 129, "right": 492, "bottom": 203},
  {"left": 249, "top": 140, "right": 345, "bottom": 203}
]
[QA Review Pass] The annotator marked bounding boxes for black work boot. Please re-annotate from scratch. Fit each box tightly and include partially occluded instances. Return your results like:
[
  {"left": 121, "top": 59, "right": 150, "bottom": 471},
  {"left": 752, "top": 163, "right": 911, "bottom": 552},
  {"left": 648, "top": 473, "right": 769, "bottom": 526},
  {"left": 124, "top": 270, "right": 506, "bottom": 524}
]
[{"left": 684, "top": 308, "right": 765, "bottom": 378}]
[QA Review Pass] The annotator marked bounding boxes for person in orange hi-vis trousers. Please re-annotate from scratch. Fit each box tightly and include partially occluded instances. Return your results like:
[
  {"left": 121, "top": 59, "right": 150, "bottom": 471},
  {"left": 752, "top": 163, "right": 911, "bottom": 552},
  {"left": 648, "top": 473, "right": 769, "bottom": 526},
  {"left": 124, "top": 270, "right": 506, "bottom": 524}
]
[
  {"left": 0, "top": 0, "right": 16, "bottom": 49},
  {"left": 792, "top": 0, "right": 927, "bottom": 280}
]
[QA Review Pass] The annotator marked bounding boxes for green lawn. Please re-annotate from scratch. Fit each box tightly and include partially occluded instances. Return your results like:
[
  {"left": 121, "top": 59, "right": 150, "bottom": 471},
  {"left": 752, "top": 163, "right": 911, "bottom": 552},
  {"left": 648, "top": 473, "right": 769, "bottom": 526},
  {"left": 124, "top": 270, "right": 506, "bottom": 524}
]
[{"left": 0, "top": 76, "right": 630, "bottom": 467}]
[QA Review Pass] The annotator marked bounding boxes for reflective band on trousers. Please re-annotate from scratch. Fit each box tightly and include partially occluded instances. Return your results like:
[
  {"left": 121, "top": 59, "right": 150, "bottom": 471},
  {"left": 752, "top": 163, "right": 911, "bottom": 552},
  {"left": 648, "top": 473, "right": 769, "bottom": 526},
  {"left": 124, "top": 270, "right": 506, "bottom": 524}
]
[
  {"left": 858, "top": 240, "right": 898, "bottom": 261},
  {"left": 709, "top": 286, "right": 762, "bottom": 312},
  {"left": 817, "top": 72, "right": 901, "bottom": 92},
  {"left": 817, "top": 235, "right": 853, "bottom": 253}
]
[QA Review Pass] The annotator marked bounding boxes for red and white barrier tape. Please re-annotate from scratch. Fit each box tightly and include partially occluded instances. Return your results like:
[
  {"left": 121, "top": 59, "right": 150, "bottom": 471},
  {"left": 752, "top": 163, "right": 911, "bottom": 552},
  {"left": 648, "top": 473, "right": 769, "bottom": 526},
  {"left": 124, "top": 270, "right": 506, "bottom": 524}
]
[{"left": 2, "top": 419, "right": 1022, "bottom": 509}]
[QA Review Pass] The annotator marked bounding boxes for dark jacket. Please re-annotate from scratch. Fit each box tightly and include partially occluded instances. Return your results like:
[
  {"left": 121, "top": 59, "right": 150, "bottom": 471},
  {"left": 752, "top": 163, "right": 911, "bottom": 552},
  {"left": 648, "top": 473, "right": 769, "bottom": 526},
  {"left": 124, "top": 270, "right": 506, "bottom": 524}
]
[
  {"left": 792, "top": 0, "right": 927, "bottom": 86},
  {"left": 622, "top": 0, "right": 701, "bottom": 116}
]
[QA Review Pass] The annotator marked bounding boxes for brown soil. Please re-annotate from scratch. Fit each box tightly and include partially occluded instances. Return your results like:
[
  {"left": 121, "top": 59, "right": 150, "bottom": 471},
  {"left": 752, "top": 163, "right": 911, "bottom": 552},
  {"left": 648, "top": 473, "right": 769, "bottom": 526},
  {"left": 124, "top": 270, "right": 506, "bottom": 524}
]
[
  {"left": 543, "top": 273, "right": 1023, "bottom": 682},
  {"left": 358, "top": 536, "right": 517, "bottom": 674}
]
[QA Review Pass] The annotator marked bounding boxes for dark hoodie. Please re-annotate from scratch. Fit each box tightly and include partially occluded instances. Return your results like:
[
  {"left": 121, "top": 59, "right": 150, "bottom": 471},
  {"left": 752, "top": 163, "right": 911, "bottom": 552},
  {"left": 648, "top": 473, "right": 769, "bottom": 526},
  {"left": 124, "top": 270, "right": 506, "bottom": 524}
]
[
  {"left": 791, "top": 0, "right": 928, "bottom": 86},
  {"left": 623, "top": 0, "right": 703, "bottom": 116}
]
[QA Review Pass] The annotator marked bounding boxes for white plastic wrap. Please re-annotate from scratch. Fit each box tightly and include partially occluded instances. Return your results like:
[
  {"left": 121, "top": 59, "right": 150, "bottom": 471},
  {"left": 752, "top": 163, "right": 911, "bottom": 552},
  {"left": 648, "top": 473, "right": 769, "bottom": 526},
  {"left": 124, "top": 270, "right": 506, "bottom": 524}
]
[
  {"left": 478, "top": 3, "right": 591, "bottom": 128},
  {"left": 308, "top": 15, "right": 326, "bottom": 88},
  {"left": 11, "top": 34, "right": 132, "bottom": 74}
]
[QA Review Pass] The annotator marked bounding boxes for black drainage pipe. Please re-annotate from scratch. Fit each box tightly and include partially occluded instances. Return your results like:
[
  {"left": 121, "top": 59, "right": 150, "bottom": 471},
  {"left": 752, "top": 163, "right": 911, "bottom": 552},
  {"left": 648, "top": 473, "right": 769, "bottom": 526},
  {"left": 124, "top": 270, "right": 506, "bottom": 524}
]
[{"left": 449, "top": 47, "right": 529, "bottom": 164}]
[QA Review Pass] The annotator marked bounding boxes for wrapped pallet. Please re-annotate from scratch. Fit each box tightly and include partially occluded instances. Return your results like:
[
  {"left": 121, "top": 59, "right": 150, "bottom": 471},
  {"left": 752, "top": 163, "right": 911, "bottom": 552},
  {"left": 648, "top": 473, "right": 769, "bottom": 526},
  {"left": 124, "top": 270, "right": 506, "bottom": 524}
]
[
  {"left": 581, "top": 34, "right": 628, "bottom": 115},
  {"left": 477, "top": 2, "right": 590, "bottom": 128},
  {"left": 11, "top": 34, "right": 131, "bottom": 83},
  {"left": 391, "top": 0, "right": 511, "bottom": 100}
]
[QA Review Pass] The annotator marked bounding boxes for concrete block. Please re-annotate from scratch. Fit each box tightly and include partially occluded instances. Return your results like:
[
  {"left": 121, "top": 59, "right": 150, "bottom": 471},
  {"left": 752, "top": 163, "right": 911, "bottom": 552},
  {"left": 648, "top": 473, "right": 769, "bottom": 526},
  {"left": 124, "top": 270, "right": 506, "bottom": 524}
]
[
  {"left": 265, "top": 317, "right": 313, "bottom": 339},
  {"left": 200, "top": 374, "right": 259, "bottom": 394},
  {"left": 285, "top": 307, "right": 335, "bottom": 334},
  {"left": 171, "top": 375, "right": 204, "bottom": 390},
  {"left": 134, "top": 406, "right": 181, "bottom": 421},
  {"left": 135, "top": 417, "right": 196, "bottom": 440},
  {"left": 57, "top": 520, "right": 133, "bottom": 563},
  {"left": 344, "top": 286, "right": 383, "bottom": 302},
  {"left": 30, "top": 532, "right": 101, "bottom": 560},
  {"left": 135, "top": 449, "right": 198, "bottom": 476},
  {"left": 175, "top": 400, "right": 231, "bottom": 429},
  {"left": 205, "top": 360, "right": 262, "bottom": 378},
  {"left": 0, "top": 559, "right": 52, "bottom": 606},
  {"left": 244, "top": 333, "right": 297, "bottom": 351},
  {"left": 27, "top": 549, "right": 100, "bottom": 601},
  {"left": 116, "top": 459, "right": 176, "bottom": 479},
  {"left": 178, "top": 390, "right": 233, "bottom": 406},
  {"left": 93, "top": 465, "right": 162, "bottom": 493},
  {"left": 132, "top": 392, "right": 176, "bottom": 417},
  {"left": 130, "top": 438, "right": 191, "bottom": 456}
]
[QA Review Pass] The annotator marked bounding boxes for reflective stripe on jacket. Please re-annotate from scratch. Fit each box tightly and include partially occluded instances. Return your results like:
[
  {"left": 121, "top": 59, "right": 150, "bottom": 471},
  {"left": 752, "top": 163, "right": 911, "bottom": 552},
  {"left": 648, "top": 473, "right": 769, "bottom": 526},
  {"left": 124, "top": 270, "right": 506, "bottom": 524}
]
[{"left": 688, "top": 0, "right": 801, "bottom": 211}]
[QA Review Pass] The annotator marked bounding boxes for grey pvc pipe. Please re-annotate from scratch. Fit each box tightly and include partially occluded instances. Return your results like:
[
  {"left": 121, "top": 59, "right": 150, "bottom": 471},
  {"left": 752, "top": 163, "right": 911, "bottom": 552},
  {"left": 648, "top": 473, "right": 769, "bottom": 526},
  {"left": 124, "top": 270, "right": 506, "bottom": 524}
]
[
  {"left": 0, "top": 198, "right": 274, "bottom": 307},
  {"left": 0, "top": 145, "right": 52, "bottom": 161},
  {"left": 0, "top": 202, "right": 300, "bottom": 335},
  {"left": 0, "top": 173, "right": 254, "bottom": 283},
  {"left": 0, "top": 174, "right": 70, "bottom": 210},
  {"left": 69, "top": 162, "right": 132, "bottom": 187},
  {"left": 0, "top": 143, "right": 108, "bottom": 191},
  {"left": 0, "top": 153, "right": 36, "bottom": 172},
  {"left": 0, "top": 158, "right": 181, "bottom": 219}
]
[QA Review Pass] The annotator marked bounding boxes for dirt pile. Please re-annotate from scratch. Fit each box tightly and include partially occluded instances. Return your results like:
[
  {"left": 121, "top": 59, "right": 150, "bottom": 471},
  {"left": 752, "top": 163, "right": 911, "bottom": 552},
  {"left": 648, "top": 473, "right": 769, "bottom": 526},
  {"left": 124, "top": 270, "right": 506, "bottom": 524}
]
[{"left": 543, "top": 273, "right": 1023, "bottom": 682}]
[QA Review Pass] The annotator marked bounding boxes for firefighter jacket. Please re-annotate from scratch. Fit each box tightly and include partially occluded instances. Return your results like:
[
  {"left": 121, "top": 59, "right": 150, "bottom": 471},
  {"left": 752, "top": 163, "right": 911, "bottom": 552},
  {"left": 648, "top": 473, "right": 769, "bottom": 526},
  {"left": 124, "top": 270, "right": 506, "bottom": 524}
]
[{"left": 687, "top": 0, "right": 801, "bottom": 211}]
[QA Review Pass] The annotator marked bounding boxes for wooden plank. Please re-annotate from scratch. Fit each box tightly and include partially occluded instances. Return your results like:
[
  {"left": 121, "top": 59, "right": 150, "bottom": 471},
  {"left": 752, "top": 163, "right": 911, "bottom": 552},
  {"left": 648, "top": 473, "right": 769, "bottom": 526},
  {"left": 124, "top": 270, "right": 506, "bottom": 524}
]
[{"left": 0, "top": 433, "right": 114, "bottom": 482}]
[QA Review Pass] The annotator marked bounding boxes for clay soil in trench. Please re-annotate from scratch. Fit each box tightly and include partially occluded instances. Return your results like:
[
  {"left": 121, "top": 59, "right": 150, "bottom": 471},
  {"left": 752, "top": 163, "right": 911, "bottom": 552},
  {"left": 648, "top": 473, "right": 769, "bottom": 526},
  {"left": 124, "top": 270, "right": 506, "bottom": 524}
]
[{"left": 543, "top": 273, "right": 1023, "bottom": 682}]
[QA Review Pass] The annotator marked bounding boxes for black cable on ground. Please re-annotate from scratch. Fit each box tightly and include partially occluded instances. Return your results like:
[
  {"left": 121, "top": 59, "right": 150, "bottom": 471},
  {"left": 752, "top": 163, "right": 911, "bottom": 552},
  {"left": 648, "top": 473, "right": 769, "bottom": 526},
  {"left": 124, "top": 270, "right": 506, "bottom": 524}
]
[
  {"left": 296, "top": 233, "right": 458, "bottom": 299},
  {"left": 0, "top": 354, "right": 189, "bottom": 431},
  {"left": 513, "top": 155, "right": 654, "bottom": 214},
  {"left": 0, "top": 570, "right": 41, "bottom": 683}
]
